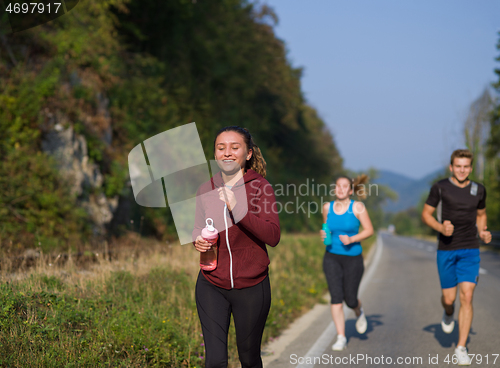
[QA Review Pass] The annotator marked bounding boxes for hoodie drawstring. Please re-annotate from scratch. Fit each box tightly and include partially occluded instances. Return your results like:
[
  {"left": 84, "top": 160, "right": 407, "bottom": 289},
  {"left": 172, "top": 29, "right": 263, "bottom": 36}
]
[{"left": 224, "top": 203, "right": 234, "bottom": 289}]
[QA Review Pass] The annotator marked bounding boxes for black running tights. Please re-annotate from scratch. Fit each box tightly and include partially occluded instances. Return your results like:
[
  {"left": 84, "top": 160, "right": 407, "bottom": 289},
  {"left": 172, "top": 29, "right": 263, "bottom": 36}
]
[
  {"left": 323, "top": 252, "right": 364, "bottom": 308},
  {"left": 195, "top": 272, "right": 271, "bottom": 368}
]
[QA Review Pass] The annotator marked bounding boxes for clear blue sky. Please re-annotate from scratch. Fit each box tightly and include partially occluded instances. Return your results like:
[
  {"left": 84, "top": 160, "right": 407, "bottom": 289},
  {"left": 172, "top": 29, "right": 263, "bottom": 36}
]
[{"left": 263, "top": 0, "right": 500, "bottom": 179}]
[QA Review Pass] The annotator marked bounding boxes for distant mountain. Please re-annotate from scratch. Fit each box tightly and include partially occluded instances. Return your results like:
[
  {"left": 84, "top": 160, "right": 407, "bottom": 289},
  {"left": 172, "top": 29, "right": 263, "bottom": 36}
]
[{"left": 373, "top": 169, "right": 446, "bottom": 213}]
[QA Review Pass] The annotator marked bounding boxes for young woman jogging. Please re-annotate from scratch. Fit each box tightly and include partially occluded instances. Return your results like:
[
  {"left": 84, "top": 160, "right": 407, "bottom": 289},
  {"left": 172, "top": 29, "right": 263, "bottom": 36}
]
[
  {"left": 320, "top": 175, "right": 374, "bottom": 351},
  {"left": 193, "top": 126, "right": 280, "bottom": 368}
]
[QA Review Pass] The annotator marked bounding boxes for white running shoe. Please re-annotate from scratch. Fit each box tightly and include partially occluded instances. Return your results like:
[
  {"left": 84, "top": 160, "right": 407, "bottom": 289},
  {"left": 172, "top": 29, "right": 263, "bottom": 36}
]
[
  {"left": 355, "top": 307, "right": 367, "bottom": 334},
  {"left": 454, "top": 346, "right": 471, "bottom": 365},
  {"left": 441, "top": 310, "right": 455, "bottom": 334},
  {"left": 332, "top": 335, "right": 347, "bottom": 351}
]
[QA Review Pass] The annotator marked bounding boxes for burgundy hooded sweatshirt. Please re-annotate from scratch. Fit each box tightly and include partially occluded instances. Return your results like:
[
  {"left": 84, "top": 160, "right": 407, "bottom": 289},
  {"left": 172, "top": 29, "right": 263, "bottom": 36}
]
[{"left": 193, "top": 169, "right": 280, "bottom": 289}]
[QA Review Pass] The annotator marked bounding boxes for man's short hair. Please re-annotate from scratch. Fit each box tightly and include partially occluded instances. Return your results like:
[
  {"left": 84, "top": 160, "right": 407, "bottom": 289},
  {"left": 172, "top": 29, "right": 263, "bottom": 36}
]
[{"left": 450, "top": 149, "right": 473, "bottom": 165}]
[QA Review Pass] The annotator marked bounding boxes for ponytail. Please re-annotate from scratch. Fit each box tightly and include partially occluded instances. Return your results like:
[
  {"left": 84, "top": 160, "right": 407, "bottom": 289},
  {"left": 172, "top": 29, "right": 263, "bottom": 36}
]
[
  {"left": 244, "top": 129, "right": 267, "bottom": 178},
  {"left": 352, "top": 174, "right": 369, "bottom": 200}
]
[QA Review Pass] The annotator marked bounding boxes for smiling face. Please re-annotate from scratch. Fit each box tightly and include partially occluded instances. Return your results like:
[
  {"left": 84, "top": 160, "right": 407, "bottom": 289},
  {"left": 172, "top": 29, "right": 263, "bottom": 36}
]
[
  {"left": 214, "top": 131, "right": 252, "bottom": 176},
  {"left": 335, "top": 177, "right": 352, "bottom": 200},
  {"left": 449, "top": 157, "right": 472, "bottom": 185}
]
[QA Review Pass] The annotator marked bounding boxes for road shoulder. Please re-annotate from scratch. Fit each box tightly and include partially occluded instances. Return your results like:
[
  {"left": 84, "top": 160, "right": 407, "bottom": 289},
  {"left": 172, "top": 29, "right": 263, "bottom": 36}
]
[{"left": 262, "top": 233, "right": 381, "bottom": 367}]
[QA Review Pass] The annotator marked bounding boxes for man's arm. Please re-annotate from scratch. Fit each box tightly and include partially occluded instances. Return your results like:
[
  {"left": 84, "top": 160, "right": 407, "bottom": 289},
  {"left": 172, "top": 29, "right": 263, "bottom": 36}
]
[
  {"left": 477, "top": 208, "right": 492, "bottom": 244},
  {"left": 422, "top": 204, "right": 454, "bottom": 236}
]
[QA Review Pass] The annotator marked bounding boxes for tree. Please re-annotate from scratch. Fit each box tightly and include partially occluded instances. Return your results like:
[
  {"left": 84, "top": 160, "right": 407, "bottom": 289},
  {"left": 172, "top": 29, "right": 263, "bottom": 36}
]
[
  {"left": 0, "top": 0, "right": 346, "bottom": 250},
  {"left": 464, "top": 88, "right": 493, "bottom": 181},
  {"left": 486, "top": 32, "right": 500, "bottom": 230}
]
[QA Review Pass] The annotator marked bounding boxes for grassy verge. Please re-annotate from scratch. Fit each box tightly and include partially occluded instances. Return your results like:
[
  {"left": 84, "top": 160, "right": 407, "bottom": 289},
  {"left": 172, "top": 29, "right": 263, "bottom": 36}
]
[
  {"left": 0, "top": 232, "right": 376, "bottom": 367},
  {"left": 361, "top": 233, "right": 376, "bottom": 255}
]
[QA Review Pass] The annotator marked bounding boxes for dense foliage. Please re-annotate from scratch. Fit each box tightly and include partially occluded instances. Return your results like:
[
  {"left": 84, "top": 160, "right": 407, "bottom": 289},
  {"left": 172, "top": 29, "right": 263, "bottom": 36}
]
[
  {"left": 486, "top": 32, "right": 500, "bottom": 231},
  {"left": 114, "top": 0, "right": 344, "bottom": 232},
  {"left": 0, "top": 0, "right": 343, "bottom": 251}
]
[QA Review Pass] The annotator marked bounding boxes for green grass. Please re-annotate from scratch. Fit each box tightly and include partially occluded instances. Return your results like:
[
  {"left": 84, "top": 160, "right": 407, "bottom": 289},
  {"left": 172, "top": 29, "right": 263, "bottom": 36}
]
[
  {"left": 0, "top": 270, "right": 203, "bottom": 367},
  {"left": 0, "top": 232, "right": 376, "bottom": 367}
]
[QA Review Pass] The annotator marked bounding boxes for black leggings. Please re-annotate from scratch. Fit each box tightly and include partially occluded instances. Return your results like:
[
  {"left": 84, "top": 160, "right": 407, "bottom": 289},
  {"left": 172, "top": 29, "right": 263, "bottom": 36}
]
[
  {"left": 323, "top": 252, "right": 364, "bottom": 309},
  {"left": 195, "top": 271, "right": 271, "bottom": 368}
]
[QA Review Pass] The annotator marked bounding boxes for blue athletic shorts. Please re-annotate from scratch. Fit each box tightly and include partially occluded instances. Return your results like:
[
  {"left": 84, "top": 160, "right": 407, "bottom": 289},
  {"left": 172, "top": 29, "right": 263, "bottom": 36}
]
[{"left": 436, "top": 249, "right": 480, "bottom": 289}]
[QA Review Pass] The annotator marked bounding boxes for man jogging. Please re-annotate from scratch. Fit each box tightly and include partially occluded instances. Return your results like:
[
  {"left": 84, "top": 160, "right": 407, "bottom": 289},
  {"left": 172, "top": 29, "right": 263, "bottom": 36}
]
[{"left": 422, "top": 149, "right": 492, "bottom": 366}]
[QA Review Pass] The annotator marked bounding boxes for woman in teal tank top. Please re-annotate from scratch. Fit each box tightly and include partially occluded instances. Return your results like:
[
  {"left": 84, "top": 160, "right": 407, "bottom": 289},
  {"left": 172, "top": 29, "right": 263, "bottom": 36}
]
[
  {"left": 325, "top": 199, "right": 363, "bottom": 256},
  {"left": 320, "top": 175, "right": 374, "bottom": 351}
]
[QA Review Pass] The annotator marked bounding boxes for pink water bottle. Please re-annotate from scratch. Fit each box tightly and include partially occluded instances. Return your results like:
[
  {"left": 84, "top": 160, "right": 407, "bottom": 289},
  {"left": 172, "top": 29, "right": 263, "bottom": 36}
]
[{"left": 200, "top": 218, "right": 219, "bottom": 271}]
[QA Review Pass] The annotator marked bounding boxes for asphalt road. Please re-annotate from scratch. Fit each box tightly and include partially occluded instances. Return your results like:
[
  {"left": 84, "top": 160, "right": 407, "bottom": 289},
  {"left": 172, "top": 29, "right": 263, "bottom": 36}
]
[{"left": 263, "top": 233, "right": 500, "bottom": 368}]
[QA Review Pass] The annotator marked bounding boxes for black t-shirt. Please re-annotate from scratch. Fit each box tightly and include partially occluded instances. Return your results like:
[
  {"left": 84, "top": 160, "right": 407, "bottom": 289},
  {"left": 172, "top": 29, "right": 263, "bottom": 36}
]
[{"left": 425, "top": 178, "right": 486, "bottom": 250}]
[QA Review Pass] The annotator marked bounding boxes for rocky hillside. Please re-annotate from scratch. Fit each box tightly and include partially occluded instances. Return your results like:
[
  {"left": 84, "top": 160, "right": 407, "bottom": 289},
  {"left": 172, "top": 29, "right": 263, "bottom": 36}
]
[{"left": 0, "top": 0, "right": 343, "bottom": 252}]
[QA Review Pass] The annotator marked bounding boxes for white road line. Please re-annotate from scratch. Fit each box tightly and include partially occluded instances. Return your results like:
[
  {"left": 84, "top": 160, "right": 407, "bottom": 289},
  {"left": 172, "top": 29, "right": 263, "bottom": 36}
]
[
  {"left": 262, "top": 302, "right": 330, "bottom": 365},
  {"left": 359, "top": 234, "right": 384, "bottom": 295},
  {"left": 479, "top": 267, "right": 488, "bottom": 275},
  {"left": 295, "top": 234, "right": 385, "bottom": 368}
]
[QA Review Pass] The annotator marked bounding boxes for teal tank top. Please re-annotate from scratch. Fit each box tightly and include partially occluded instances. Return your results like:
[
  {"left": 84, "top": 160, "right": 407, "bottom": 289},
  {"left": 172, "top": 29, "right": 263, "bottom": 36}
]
[{"left": 325, "top": 200, "right": 362, "bottom": 256}]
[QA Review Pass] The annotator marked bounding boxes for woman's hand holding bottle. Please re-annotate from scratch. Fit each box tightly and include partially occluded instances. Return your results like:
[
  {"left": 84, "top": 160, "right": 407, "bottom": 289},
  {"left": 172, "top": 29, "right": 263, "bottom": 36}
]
[
  {"left": 321, "top": 223, "right": 332, "bottom": 245},
  {"left": 194, "top": 236, "right": 212, "bottom": 252}
]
